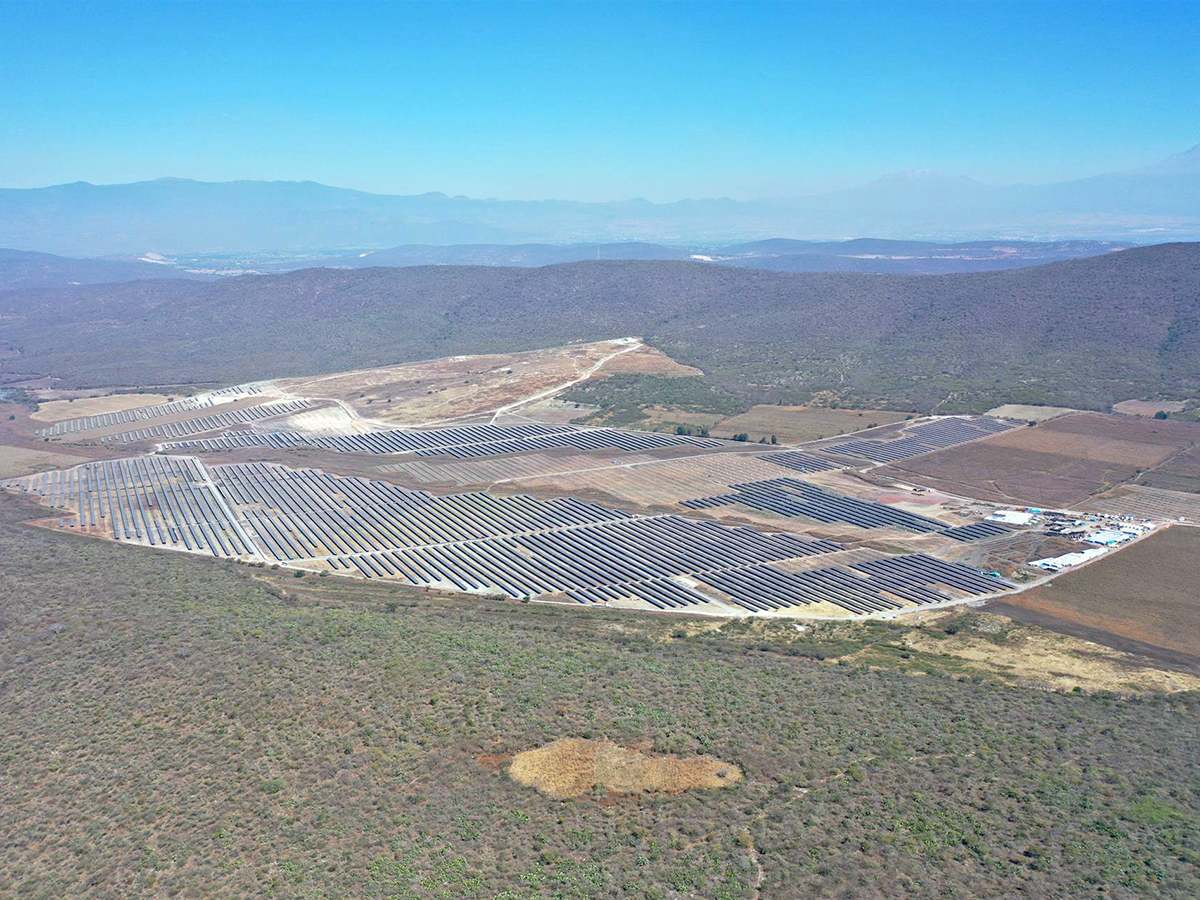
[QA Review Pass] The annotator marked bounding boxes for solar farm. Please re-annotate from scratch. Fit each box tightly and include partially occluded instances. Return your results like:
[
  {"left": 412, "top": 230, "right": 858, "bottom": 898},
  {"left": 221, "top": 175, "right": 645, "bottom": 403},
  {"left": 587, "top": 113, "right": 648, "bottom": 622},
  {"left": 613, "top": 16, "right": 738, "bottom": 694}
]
[{"left": 7, "top": 341, "right": 1184, "bottom": 620}]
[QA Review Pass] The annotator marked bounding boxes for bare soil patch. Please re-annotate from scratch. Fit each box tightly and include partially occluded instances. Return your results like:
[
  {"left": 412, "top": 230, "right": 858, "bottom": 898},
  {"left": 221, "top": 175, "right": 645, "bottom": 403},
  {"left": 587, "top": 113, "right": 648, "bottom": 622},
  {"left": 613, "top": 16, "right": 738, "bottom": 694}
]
[
  {"left": 275, "top": 340, "right": 686, "bottom": 426},
  {"left": 1138, "top": 444, "right": 1200, "bottom": 494},
  {"left": 508, "top": 738, "right": 742, "bottom": 799},
  {"left": 991, "top": 526, "right": 1200, "bottom": 673}
]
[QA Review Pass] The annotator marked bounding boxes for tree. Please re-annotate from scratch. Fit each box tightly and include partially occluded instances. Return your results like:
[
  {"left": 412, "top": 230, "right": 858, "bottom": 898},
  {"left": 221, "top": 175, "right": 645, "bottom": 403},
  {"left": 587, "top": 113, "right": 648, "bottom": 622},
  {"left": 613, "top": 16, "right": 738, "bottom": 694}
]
[{"left": 1154, "top": 410, "right": 1170, "bottom": 420}]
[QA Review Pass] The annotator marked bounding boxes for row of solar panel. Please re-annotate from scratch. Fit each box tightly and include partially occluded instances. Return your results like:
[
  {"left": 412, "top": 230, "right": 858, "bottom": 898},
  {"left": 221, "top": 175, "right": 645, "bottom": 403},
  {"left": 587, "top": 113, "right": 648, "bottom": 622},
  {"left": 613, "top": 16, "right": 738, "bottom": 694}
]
[
  {"left": 319, "top": 510, "right": 841, "bottom": 600},
  {"left": 211, "top": 461, "right": 632, "bottom": 561},
  {"left": 34, "top": 384, "right": 264, "bottom": 436},
  {"left": 682, "top": 476, "right": 946, "bottom": 533},
  {"left": 695, "top": 553, "right": 1010, "bottom": 614},
  {"left": 161, "top": 422, "right": 722, "bottom": 459},
  {"left": 824, "top": 416, "right": 1017, "bottom": 463},
  {"left": 2, "top": 456, "right": 252, "bottom": 557},
  {"left": 98, "top": 400, "right": 312, "bottom": 444}
]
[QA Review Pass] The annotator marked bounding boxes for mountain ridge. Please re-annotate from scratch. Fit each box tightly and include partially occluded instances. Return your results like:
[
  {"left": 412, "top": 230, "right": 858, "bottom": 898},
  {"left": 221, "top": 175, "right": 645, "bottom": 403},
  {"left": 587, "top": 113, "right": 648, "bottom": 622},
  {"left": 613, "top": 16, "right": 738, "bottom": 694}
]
[
  {"left": 2, "top": 242, "right": 1196, "bottom": 413},
  {"left": 2, "top": 144, "right": 1198, "bottom": 254}
]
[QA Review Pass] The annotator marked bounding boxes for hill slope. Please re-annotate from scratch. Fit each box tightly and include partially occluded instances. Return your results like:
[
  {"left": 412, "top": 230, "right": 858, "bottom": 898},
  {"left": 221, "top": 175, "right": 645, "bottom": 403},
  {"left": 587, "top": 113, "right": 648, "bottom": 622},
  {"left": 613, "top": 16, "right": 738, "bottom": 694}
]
[
  {"left": 0, "top": 248, "right": 209, "bottom": 290},
  {"left": 309, "top": 238, "right": 1125, "bottom": 275},
  {"left": 1, "top": 243, "right": 1197, "bottom": 410}
]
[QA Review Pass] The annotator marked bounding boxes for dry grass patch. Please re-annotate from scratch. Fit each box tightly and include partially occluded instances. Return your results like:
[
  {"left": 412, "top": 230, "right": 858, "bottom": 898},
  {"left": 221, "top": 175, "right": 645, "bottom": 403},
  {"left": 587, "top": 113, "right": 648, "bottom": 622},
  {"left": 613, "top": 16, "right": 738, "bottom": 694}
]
[
  {"left": 715, "top": 405, "right": 909, "bottom": 444},
  {"left": 1113, "top": 399, "right": 1188, "bottom": 417},
  {"left": 30, "top": 393, "right": 171, "bottom": 422},
  {"left": 0, "top": 443, "right": 90, "bottom": 479},
  {"left": 985, "top": 404, "right": 1079, "bottom": 422},
  {"left": 508, "top": 738, "right": 742, "bottom": 799}
]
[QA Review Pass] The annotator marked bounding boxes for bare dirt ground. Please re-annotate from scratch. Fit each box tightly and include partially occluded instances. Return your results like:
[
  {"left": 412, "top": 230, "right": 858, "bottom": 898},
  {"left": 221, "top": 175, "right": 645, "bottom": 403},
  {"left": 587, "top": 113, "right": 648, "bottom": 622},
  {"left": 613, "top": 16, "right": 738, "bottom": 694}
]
[
  {"left": 989, "top": 525, "right": 1200, "bottom": 673},
  {"left": 0, "top": 443, "right": 91, "bottom": 479},
  {"left": 30, "top": 393, "right": 172, "bottom": 423},
  {"left": 1113, "top": 399, "right": 1189, "bottom": 416},
  {"left": 1136, "top": 444, "right": 1200, "bottom": 494},
  {"left": 713, "top": 405, "right": 911, "bottom": 444},
  {"left": 985, "top": 403, "right": 1079, "bottom": 422},
  {"left": 507, "top": 738, "right": 742, "bottom": 799},
  {"left": 273, "top": 339, "right": 694, "bottom": 427},
  {"left": 880, "top": 413, "right": 1200, "bottom": 509}
]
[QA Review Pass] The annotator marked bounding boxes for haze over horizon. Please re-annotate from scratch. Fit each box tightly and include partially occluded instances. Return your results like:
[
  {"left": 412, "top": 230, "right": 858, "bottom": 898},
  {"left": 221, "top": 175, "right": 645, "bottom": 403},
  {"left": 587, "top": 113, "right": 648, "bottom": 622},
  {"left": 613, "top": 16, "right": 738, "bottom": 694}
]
[{"left": 3, "top": 0, "right": 1199, "bottom": 203}]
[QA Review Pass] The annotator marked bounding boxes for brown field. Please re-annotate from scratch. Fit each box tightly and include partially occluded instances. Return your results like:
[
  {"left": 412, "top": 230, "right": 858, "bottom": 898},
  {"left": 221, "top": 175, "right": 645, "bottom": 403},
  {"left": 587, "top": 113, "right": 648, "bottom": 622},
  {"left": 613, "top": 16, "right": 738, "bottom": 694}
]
[
  {"left": 0, "top": 444, "right": 91, "bottom": 479},
  {"left": 881, "top": 413, "right": 1200, "bottom": 508},
  {"left": 1113, "top": 399, "right": 1189, "bottom": 416},
  {"left": 30, "top": 392, "right": 172, "bottom": 423},
  {"left": 990, "top": 525, "right": 1200, "bottom": 672},
  {"left": 274, "top": 339, "right": 694, "bottom": 426},
  {"left": 1138, "top": 444, "right": 1200, "bottom": 494},
  {"left": 507, "top": 738, "right": 742, "bottom": 799},
  {"left": 712, "top": 404, "right": 911, "bottom": 444}
]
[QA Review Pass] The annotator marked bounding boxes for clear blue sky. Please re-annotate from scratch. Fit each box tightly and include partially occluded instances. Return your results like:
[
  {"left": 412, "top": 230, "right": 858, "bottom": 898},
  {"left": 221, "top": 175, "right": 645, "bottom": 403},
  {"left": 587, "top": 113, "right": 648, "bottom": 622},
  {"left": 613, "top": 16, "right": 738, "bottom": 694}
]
[{"left": 2, "top": 0, "right": 1197, "bottom": 201}]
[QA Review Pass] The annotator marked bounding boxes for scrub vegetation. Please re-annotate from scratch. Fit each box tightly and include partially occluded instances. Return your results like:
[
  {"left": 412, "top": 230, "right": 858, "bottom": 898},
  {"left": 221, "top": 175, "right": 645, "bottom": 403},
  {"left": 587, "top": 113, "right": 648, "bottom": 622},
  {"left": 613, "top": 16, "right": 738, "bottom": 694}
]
[
  {"left": 3, "top": 243, "right": 1198, "bottom": 412},
  {"left": 3, "top": 494, "right": 1200, "bottom": 899}
]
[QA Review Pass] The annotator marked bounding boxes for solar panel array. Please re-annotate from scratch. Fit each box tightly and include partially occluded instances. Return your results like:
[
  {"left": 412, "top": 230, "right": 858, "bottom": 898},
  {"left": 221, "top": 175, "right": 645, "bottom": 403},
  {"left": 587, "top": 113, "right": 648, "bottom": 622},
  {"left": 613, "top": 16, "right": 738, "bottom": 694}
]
[
  {"left": 160, "top": 422, "right": 722, "bottom": 458},
  {"left": 5, "top": 452, "right": 1018, "bottom": 615},
  {"left": 211, "top": 462, "right": 632, "bottom": 560},
  {"left": 325, "top": 514, "right": 841, "bottom": 607},
  {"left": 825, "top": 416, "right": 1017, "bottom": 463},
  {"left": 760, "top": 450, "right": 845, "bottom": 473},
  {"left": 98, "top": 400, "right": 313, "bottom": 444},
  {"left": 1, "top": 456, "right": 253, "bottom": 556},
  {"left": 696, "top": 553, "right": 1011, "bottom": 614},
  {"left": 682, "top": 476, "right": 946, "bottom": 532},
  {"left": 34, "top": 384, "right": 266, "bottom": 437},
  {"left": 939, "top": 521, "right": 1012, "bottom": 542}
]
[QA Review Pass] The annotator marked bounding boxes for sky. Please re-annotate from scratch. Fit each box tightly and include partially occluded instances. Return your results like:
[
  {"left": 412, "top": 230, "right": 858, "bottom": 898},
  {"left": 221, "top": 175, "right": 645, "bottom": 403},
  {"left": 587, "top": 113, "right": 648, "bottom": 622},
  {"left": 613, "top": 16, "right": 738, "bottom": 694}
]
[{"left": 1, "top": 0, "right": 1198, "bottom": 202}]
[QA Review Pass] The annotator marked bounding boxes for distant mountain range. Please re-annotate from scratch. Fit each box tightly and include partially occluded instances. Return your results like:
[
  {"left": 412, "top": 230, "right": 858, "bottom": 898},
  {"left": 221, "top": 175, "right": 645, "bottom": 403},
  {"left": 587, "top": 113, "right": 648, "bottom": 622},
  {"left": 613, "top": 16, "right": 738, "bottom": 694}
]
[
  {"left": 0, "top": 248, "right": 210, "bottom": 289},
  {"left": 309, "top": 238, "right": 1130, "bottom": 275},
  {"left": 0, "top": 239, "right": 1132, "bottom": 289},
  {"left": 0, "top": 144, "right": 1197, "bottom": 255}
]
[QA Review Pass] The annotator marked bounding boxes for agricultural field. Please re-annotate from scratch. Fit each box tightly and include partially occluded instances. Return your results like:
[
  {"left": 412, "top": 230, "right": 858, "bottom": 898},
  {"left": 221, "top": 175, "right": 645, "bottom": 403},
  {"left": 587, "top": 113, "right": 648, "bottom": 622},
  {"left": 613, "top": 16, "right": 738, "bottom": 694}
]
[
  {"left": 990, "top": 526, "right": 1200, "bottom": 673},
  {"left": 3, "top": 492, "right": 1200, "bottom": 900},
  {"left": 880, "top": 413, "right": 1200, "bottom": 509},
  {"left": 1136, "top": 444, "right": 1200, "bottom": 494}
]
